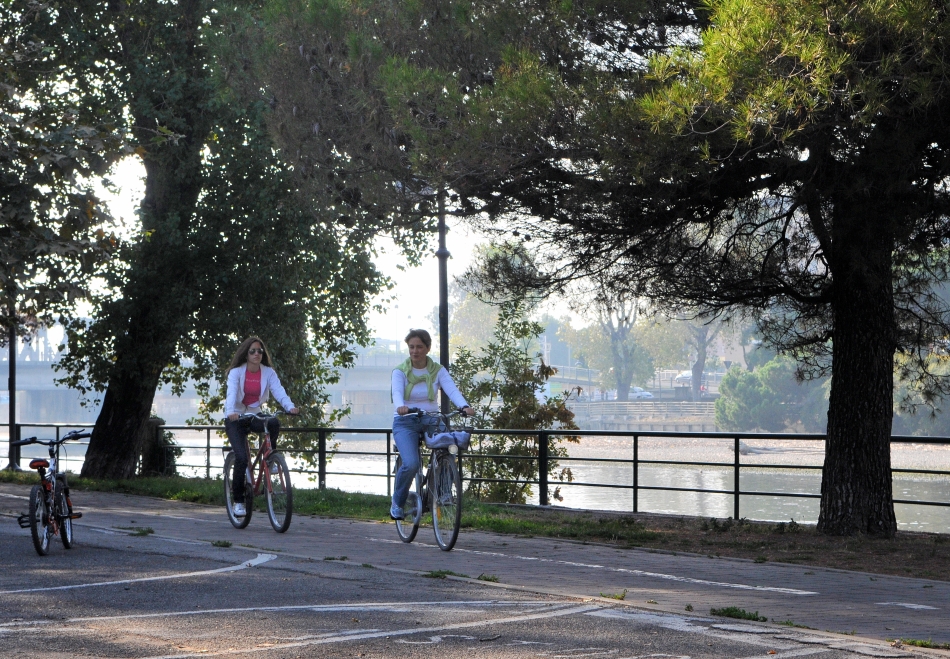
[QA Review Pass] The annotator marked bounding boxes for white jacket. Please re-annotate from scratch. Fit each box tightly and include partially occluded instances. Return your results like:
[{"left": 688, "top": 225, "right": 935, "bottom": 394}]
[{"left": 224, "top": 364, "right": 295, "bottom": 417}]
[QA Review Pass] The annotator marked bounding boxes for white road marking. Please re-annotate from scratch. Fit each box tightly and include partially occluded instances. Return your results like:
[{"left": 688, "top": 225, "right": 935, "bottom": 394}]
[
  {"left": 0, "top": 492, "right": 28, "bottom": 500},
  {"left": 137, "top": 603, "right": 602, "bottom": 659},
  {"left": 0, "top": 600, "right": 561, "bottom": 629},
  {"left": 587, "top": 610, "right": 800, "bottom": 651},
  {"left": 0, "top": 553, "right": 276, "bottom": 594},
  {"left": 369, "top": 538, "right": 817, "bottom": 595},
  {"left": 876, "top": 602, "right": 938, "bottom": 610},
  {"left": 87, "top": 527, "right": 208, "bottom": 546}
]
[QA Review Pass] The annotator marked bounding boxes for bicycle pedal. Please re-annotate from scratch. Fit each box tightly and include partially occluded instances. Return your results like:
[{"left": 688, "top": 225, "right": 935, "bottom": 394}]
[
  {"left": 69, "top": 512, "right": 83, "bottom": 519},
  {"left": 17, "top": 514, "right": 30, "bottom": 529}
]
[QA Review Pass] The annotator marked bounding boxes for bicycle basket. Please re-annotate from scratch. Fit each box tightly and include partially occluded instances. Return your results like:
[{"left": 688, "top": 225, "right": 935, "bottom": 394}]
[{"left": 424, "top": 430, "right": 471, "bottom": 451}]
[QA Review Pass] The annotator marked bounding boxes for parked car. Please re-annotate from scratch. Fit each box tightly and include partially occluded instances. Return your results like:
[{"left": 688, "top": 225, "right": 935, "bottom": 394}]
[
  {"left": 674, "top": 370, "right": 692, "bottom": 384},
  {"left": 632, "top": 388, "right": 654, "bottom": 399}
]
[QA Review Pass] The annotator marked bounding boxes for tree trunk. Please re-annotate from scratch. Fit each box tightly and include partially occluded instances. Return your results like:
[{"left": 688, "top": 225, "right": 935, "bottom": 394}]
[
  {"left": 80, "top": 1, "right": 211, "bottom": 479},
  {"left": 691, "top": 335, "right": 707, "bottom": 402},
  {"left": 818, "top": 220, "right": 897, "bottom": 537}
]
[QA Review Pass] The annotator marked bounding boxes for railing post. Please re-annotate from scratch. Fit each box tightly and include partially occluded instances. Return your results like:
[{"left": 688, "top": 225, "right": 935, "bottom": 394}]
[
  {"left": 386, "top": 431, "right": 392, "bottom": 498},
  {"left": 318, "top": 429, "right": 327, "bottom": 490},
  {"left": 633, "top": 433, "right": 639, "bottom": 513},
  {"left": 734, "top": 435, "right": 741, "bottom": 520},
  {"left": 206, "top": 428, "right": 211, "bottom": 479},
  {"left": 538, "top": 431, "right": 549, "bottom": 506}
]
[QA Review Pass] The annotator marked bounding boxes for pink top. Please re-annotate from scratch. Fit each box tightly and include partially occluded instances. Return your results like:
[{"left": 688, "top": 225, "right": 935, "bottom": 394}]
[{"left": 242, "top": 369, "right": 262, "bottom": 407}]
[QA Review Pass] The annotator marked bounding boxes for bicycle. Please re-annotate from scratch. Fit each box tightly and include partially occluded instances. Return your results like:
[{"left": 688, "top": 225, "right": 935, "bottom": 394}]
[
  {"left": 223, "top": 410, "right": 294, "bottom": 533},
  {"left": 394, "top": 408, "right": 471, "bottom": 551},
  {"left": 13, "top": 429, "right": 91, "bottom": 556}
]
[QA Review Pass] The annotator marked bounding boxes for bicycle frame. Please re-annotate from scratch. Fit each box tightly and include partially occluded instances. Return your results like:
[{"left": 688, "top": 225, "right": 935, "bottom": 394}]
[{"left": 243, "top": 425, "right": 277, "bottom": 497}]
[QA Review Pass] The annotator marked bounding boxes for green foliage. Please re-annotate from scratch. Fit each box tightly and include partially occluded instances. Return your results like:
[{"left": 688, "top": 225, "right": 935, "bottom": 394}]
[
  {"left": 451, "top": 299, "right": 579, "bottom": 504},
  {"left": 0, "top": 3, "right": 121, "bottom": 333},
  {"left": 715, "top": 357, "right": 828, "bottom": 432}
]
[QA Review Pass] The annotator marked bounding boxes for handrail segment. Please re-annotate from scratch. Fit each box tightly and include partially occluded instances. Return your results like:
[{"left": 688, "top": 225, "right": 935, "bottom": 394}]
[{"left": 6, "top": 423, "right": 949, "bottom": 524}]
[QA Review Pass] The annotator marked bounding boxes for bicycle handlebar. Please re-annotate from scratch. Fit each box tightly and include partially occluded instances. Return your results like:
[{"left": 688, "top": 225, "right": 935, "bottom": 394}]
[
  {"left": 404, "top": 407, "right": 472, "bottom": 418},
  {"left": 237, "top": 410, "right": 299, "bottom": 420},
  {"left": 11, "top": 430, "right": 91, "bottom": 447}
]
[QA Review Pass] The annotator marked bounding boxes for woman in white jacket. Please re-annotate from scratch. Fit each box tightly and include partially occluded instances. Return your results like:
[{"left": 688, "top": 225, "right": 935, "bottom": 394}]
[{"left": 224, "top": 336, "right": 298, "bottom": 517}]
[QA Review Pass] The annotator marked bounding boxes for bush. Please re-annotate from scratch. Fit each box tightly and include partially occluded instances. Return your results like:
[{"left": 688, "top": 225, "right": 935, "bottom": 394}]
[{"left": 452, "top": 299, "right": 579, "bottom": 504}]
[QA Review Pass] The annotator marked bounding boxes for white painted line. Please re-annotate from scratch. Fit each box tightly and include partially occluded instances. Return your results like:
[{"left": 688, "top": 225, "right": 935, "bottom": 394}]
[
  {"left": 876, "top": 602, "right": 939, "bottom": 610},
  {"left": 0, "top": 600, "right": 562, "bottom": 628},
  {"left": 0, "top": 553, "right": 276, "bottom": 595},
  {"left": 586, "top": 610, "right": 801, "bottom": 651},
  {"left": 86, "top": 527, "right": 208, "bottom": 546},
  {"left": 369, "top": 538, "right": 818, "bottom": 595},
  {"left": 139, "top": 603, "right": 602, "bottom": 659},
  {"left": 0, "top": 492, "right": 28, "bottom": 500}
]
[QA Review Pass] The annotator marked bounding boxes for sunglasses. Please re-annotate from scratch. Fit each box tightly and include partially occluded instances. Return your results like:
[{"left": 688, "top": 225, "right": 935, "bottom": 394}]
[{"left": 248, "top": 348, "right": 264, "bottom": 355}]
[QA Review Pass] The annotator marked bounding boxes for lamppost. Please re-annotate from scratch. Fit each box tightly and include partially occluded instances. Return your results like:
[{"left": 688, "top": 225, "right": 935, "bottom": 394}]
[
  {"left": 5, "top": 303, "right": 20, "bottom": 471},
  {"left": 436, "top": 188, "right": 450, "bottom": 414}
]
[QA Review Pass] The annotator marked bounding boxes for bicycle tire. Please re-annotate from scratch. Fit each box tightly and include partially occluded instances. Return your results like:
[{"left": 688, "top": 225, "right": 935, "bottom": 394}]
[
  {"left": 265, "top": 452, "right": 293, "bottom": 533},
  {"left": 431, "top": 452, "right": 462, "bottom": 551},
  {"left": 394, "top": 456, "right": 422, "bottom": 543},
  {"left": 56, "top": 480, "right": 73, "bottom": 549},
  {"left": 29, "top": 484, "right": 52, "bottom": 556},
  {"left": 223, "top": 452, "right": 252, "bottom": 529}
]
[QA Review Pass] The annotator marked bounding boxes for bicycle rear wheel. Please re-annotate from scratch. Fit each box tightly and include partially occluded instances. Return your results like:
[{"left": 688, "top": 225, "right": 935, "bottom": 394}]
[
  {"left": 394, "top": 456, "right": 422, "bottom": 543},
  {"left": 265, "top": 452, "right": 293, "bottom": 533},
  {"left": 56, "top": 480, "right": 73, "bottom": 549},
  {"left": 29, "top": 484, "right": 52, "bottom": 556},
  {"left": 431, "top": 452, "right": 462, "bottom": 551},
  {"left": 223, "top": 452, "right": 252, "bottom": 529}
]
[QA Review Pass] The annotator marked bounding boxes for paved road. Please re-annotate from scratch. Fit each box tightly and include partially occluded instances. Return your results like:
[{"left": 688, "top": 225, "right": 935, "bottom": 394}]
[{"left": 0, "top": 483, "right": 946, "bottom": 658}]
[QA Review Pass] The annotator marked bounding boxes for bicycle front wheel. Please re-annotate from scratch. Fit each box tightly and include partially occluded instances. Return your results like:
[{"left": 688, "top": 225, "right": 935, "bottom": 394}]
[
  {"left": 431, "top": 452, "right": 462, "bottom": 551},
  {"left": 265, "top": 452, "right": 293, "bottom": 533},
  {"left": 223, "top": 452, "right": 252, "bottom": 529},
  {"left": 29, "top": 484, "right": 52, "bottom": 556},
  {"left": 56, "top": 481, "right": 73, "bottom": 549},
  {"left": 395, "top": 456, "right": 422, "bottom": 543}
]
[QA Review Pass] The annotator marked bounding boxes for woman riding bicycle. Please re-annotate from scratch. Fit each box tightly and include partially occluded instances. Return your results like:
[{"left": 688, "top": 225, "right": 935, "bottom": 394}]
[
  {"left": 225, "top": 336, "right": 298, "bottom": 517},
  {"left": 391, "top": 328, "right": 473, "bottom": 520}
]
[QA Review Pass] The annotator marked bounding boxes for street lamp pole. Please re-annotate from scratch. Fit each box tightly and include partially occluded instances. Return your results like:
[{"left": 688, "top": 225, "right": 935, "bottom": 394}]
[
  {"left": 5, "top": 303, "right": 20, "bottom": 470},
  {"left": 436, "top": 187, "right": 451, "bottom": 414}
]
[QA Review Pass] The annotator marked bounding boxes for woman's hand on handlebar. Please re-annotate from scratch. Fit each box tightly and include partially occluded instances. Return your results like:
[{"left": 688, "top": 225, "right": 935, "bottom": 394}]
[
  {"left": 228, "top": 413, "right": 239, "bottom": 422},
  {"left": 397, "top": 406, "right": 410, "bottom": 416},
  {"left": 461, "top": 406, "right": 475, "bottom": 417},
  {"left": 288, "top": 407, "right": 299, "bottom": 415}
]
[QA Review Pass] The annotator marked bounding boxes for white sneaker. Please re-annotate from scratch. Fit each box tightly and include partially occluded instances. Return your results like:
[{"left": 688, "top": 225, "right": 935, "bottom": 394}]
[{"left": 232, "top": 502, "right": 246, "bottom": 517}]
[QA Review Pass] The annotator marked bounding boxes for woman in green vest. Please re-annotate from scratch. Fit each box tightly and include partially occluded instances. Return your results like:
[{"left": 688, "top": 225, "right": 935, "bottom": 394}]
[{"left": 390, "top": 328, "right": 473, "bottom": 520}]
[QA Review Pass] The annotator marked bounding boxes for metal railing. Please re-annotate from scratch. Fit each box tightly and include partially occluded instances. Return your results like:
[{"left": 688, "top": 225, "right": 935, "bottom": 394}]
[{"left": 5, "top": 423, "right": 949, "bottom": 525}]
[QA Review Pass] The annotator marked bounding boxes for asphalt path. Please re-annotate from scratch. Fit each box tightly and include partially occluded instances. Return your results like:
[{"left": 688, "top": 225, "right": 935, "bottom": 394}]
[{"left": 0, "top": 483, "right": 946, "bottom": 659}]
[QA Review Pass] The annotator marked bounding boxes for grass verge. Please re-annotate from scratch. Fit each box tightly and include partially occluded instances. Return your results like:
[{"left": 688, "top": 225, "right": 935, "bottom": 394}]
[
  {"left": 2, "top": 471, "right": 948, "bottom": 580},
  {"left": 711, "top": 606, "right": 767, "bottom": 622}
]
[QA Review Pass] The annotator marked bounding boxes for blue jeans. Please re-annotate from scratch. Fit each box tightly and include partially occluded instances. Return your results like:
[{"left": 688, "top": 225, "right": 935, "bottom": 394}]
[{"left": 392, "top": 415, "right": 441, "bottom": 508}]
